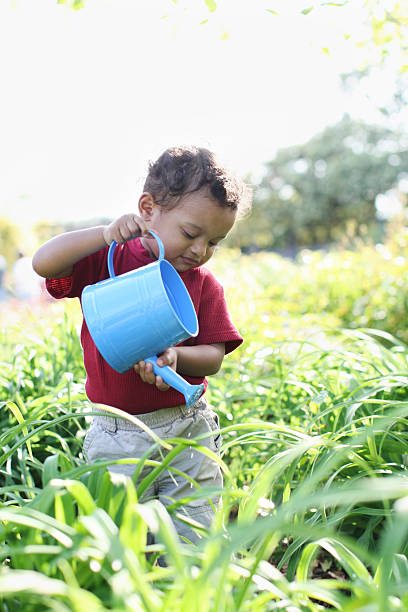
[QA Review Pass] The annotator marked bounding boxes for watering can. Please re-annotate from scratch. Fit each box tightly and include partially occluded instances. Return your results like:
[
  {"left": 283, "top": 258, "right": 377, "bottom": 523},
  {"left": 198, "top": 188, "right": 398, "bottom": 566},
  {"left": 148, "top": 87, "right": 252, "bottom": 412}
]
[{"left": 81, "top": 230, "right": 205, "bottom": 408}]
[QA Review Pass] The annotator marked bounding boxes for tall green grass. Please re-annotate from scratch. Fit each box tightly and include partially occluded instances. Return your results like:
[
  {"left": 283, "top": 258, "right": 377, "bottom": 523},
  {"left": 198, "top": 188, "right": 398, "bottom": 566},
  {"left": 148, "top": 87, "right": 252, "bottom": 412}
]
[{"left": 1, "top": 242, "right": 408, "bottom": 611}]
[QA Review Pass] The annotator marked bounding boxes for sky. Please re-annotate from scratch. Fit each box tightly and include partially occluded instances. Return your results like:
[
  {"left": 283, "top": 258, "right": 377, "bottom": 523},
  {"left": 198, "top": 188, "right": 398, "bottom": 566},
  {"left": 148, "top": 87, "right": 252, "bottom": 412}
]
[{"left": 0, "top": 0, "right": 396, "bottom": 227}]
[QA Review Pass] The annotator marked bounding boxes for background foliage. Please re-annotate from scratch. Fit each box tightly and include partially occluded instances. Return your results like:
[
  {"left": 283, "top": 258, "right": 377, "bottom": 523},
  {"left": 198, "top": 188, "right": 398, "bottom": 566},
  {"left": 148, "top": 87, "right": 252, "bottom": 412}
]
[
  {"left": 232, "top": 116, "right": 408, "bottom": 251},
  {"left": 2, "top": 229, "right": 408, "bottom": 609}
]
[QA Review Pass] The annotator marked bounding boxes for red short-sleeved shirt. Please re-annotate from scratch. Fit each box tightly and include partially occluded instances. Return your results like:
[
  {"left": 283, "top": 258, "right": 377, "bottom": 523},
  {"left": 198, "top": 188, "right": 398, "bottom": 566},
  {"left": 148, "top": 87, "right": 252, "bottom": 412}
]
[{"left": 46, "top": 238, "right": 243, "bottom": 414}]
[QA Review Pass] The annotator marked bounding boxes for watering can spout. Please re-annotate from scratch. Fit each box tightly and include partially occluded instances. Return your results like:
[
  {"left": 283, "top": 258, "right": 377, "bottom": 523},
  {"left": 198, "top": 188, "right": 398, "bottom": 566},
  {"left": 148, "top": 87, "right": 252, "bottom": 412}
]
[{"left": 144, "top": 356, "right": 204, "bottom": 409}]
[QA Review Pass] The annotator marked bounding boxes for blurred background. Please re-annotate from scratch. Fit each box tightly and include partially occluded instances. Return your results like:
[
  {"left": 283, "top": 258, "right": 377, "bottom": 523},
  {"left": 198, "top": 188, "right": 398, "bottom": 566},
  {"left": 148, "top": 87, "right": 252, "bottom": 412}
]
[{"left": 0, "top": 0, "right": 407, "bottom": 300}]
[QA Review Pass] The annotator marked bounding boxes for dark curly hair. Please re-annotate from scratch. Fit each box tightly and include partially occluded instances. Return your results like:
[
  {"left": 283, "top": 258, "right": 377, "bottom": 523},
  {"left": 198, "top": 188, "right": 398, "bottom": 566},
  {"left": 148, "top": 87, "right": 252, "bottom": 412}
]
[{"left": 143, "top": 146, "right": 252, "bottom": 220}]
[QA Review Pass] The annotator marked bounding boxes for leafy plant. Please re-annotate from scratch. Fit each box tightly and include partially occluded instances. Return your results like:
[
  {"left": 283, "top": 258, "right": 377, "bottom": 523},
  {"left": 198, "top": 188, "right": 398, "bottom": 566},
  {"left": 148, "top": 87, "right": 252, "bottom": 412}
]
[{"left": 2, "top": 242, "right": 408, "bottom": 610}]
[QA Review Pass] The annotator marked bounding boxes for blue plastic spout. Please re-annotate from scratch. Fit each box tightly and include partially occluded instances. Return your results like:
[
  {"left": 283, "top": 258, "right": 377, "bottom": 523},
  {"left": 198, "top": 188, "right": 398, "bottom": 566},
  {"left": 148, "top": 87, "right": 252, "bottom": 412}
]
[{"left": 144, "top": 355, "right": 204, "bottom": 409}]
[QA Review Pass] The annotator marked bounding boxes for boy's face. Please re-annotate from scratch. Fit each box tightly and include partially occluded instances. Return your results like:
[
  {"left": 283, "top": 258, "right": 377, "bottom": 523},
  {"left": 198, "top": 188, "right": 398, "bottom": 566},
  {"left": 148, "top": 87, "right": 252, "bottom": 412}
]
[{"left": 139, "top": 189, "right": 236, "bottom": 272}]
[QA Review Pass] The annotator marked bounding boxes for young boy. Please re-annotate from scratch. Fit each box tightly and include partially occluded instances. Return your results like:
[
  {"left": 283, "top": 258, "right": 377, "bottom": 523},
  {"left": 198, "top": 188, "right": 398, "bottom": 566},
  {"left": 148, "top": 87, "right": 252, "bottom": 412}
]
[{"left": 33, "top": 146, "right": 251, "bottom": 543}]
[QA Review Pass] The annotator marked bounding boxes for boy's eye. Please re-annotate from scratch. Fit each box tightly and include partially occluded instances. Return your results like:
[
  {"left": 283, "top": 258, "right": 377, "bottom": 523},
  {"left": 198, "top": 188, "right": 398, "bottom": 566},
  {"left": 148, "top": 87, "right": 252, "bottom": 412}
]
[{"left": 181, "top": 229, "right": 221, "bottom": 248}]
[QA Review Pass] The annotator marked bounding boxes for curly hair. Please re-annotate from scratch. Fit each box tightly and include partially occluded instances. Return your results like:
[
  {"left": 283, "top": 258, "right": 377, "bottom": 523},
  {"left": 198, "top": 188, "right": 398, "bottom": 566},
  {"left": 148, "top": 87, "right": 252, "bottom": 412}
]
[{"left": 143, "top": 146, "right": 252, "bottom": 220}]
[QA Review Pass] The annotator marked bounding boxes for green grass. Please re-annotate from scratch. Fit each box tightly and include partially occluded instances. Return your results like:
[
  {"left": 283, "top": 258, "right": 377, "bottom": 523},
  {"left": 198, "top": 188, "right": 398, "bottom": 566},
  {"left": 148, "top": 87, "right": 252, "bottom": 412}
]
[{"left": 1, "top": 237, "right": 408, "bottom": 611}]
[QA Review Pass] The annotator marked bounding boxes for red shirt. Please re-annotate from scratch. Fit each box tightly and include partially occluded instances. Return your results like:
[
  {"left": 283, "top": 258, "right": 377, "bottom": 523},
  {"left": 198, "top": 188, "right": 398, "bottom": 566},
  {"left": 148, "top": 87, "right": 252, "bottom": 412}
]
[{"left": 46, "top": 238, "right": 243, "bottom": 414}]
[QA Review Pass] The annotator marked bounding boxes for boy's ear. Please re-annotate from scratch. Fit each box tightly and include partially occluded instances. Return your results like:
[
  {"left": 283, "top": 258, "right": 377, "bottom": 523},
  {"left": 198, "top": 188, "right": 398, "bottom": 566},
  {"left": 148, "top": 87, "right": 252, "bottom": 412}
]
[{"left": 138, "top": 192, "right": 156, "bottom": 220}]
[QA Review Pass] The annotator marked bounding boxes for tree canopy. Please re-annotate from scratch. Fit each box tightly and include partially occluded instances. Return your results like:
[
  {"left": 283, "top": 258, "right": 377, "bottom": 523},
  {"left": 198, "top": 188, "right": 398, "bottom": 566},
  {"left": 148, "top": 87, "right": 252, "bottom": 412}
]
[{"left": 230, "top": 116, "right": 408, "bottom": 251}]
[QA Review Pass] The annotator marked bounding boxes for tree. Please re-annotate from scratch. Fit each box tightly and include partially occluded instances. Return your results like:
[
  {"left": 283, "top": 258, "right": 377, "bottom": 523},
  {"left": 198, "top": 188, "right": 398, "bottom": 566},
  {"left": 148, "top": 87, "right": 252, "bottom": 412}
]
[
  {"left": 231, "top": 116, "right": 408, "bottom": 251},
  {"left": 340, "top": 1, "right": 408, "bottom": 122},
  {"left": 360, "top": 0, "right": 407, "bottom": 73},
  {"left": 0, "top": 218, "right": 22, "bottom": 266}
]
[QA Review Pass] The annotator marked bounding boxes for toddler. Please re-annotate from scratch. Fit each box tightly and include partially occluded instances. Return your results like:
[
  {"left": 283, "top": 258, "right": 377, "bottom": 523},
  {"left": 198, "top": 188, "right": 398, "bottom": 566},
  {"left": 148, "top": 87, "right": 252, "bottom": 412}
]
[{"left": 33, "top": 146, "right": 251, "bottom": 543}]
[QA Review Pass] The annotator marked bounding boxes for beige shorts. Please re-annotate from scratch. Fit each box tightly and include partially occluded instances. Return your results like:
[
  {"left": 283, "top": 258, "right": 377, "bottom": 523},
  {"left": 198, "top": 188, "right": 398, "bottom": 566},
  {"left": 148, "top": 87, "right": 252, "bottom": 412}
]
[{"left": 83, "top": 398, "right": 223, "bottom": 544}]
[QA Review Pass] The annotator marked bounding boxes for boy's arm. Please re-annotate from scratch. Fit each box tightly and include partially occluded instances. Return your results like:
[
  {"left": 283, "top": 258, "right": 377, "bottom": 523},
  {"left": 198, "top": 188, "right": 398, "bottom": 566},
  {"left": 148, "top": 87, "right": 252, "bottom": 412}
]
[
  {"left": 134, "top": 343, "right": 225, "bottom": 391},
  {"left": 32, "top": 226, "right": 107, "bottom": 278},
  {"left": 32, "top": 214, "right": 148, "bottom": 279},
  {"left": 175, "top": 343, "right": 225, "bottom": 376}
]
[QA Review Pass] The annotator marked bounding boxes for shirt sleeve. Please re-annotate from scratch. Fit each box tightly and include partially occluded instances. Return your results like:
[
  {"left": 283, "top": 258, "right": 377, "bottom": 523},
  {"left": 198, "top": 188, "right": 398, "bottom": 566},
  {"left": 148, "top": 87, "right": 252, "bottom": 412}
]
[
  {"left": 193, "top": 270, "right": 243, "bottom": 355},
  {"left": 45, "top": 275, "right": 73, "bottom": 299},
  {"left": 45, "top": 248, "right": 108, "bottom": 300}
]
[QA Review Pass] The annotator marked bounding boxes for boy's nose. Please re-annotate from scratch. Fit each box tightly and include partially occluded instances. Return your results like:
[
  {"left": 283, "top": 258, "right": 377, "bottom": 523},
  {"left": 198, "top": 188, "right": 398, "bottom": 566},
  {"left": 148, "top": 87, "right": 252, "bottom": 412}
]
[{"left": 190, "top": 239, "right": 207, "bottom": 259}]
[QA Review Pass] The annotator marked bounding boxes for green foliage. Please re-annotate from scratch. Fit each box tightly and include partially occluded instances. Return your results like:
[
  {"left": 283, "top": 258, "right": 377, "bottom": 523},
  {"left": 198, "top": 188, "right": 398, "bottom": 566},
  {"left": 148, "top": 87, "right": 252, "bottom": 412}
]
[
  {"left": 203, "top": 0, "right": 217, "bottom": 12},
  {"left": 2, "top": 237, "right": 408, "bottom": 609},
  {"left": 213, "top": 226, "right": 408, "bottom": 344},
  {"left": 32, "top": 218, "right": 113, "bottom": 252},
  {"left": 287, "top": 0, "right": 407, "bottom": 76},
  {"left": 231, "top": 116, "right": 408, "bottom": 250},
  {"left": 57, "top": 0, "right": 85, "bottom": 9},
  {"left": 364, "top": 0, "right": 408, "bottom": 73},
  {"left": 0, "top": 218, "right": 21, "bottom": 267},
  {"left": 340, "top": 1, "right": 408, "bottom": 121}
]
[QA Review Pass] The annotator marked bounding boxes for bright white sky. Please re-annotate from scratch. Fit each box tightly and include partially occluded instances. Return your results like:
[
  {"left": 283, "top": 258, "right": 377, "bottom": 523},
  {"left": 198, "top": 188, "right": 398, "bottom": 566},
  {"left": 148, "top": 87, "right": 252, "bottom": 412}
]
[{"left": 0, "top": 0, "right": 394, "bottom": 227}]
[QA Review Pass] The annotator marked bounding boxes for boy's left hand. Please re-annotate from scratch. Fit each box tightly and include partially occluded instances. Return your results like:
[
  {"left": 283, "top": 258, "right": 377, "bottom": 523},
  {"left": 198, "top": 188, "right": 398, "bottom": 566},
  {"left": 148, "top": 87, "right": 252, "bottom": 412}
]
[{"left": 134, "top": 348, "right": 178, "bottom": 391}]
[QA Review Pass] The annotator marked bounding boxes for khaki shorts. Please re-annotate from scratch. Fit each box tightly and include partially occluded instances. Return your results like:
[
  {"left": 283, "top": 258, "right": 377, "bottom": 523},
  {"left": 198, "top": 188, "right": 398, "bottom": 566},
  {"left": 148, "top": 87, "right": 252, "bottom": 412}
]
[{"left": 83, "top": 398, "right": 223, "bottom": 544}]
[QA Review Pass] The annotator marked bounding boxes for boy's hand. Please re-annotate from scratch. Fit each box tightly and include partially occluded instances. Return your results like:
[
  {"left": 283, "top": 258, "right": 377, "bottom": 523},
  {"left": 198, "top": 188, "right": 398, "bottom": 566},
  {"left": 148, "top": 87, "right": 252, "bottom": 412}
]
[
  {"left": 103, "top": 214, "right": 148, "bottom": 245},
  {"left": 134, "top": 348, "right": 178, "bottom": 392}
]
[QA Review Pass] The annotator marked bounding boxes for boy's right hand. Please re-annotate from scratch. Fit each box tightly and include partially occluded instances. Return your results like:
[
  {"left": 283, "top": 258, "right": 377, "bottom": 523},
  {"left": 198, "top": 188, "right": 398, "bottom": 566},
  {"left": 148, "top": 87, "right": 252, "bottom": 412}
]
[{"left": 103, "top": 214, "right": 148, "bottom": 245}]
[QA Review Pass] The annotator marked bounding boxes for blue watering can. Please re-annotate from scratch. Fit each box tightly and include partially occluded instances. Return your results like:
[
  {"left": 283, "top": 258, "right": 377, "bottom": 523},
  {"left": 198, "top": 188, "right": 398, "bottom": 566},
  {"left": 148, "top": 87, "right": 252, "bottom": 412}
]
[{"left": 81, "top": 230, "right": 205, "bottom": 408}]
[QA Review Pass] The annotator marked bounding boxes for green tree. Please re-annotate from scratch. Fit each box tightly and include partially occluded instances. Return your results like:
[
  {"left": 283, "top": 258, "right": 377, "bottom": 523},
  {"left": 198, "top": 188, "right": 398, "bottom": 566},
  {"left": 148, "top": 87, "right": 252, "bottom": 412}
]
[
  {"left": 362, "top": 0, "right": 407, "bottom": 73},
  {"left": 232, "top": 116, "right": 408, "bottom": 251},
  {"left": 297, "top": 1, "right": 407, "bottom": 73},
  {"left": 340, "top": 1, "right": 408, "bottom": 120},
  {"left": 0, "top": 218, "right": 21, "bottom": 266}
]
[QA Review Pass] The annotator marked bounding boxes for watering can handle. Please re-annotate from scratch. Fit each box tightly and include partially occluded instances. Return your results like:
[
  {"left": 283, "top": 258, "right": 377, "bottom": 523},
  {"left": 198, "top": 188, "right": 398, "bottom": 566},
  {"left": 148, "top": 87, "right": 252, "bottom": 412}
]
[
  {"left": 107, "top": 230, "right": 165, "bottom": 278},
  {"left": 144, "top": 355, "right": 205, "bottom": 409}
]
